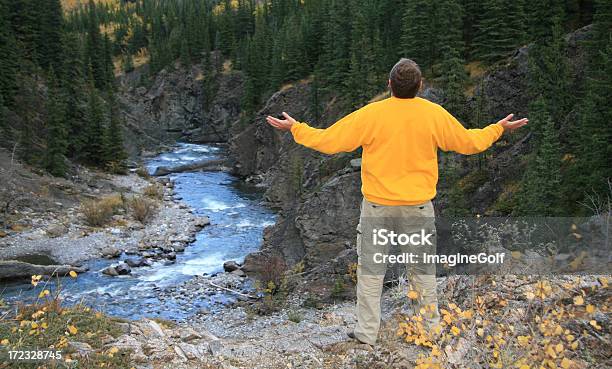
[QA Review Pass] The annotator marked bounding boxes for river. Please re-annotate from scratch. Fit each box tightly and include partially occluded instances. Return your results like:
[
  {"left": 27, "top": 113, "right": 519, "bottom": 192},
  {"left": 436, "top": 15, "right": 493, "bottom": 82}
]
[{"left": 1, "top": 143, "right": 275, "bottom": 321}]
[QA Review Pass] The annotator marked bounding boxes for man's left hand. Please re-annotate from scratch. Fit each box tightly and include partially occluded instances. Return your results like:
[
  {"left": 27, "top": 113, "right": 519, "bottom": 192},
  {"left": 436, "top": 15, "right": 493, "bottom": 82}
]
[{"left": 266, "top": 112, "right": 297, "bottom": 131}]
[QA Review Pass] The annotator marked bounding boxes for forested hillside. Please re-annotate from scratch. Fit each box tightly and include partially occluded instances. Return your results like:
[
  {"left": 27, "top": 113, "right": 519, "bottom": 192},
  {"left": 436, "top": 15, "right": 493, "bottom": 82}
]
[{"left": 0, "top": 0, "right": 610, "bottom": 215}]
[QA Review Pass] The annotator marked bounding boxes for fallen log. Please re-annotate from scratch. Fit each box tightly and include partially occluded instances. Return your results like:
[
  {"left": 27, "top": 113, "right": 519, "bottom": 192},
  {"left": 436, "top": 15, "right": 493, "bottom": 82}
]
[
  {"left": 152, "top": 159, "right": 230, "bottom": 176},
  {"left": 0, "top": 260, "right": 88, "bottom": 280}
]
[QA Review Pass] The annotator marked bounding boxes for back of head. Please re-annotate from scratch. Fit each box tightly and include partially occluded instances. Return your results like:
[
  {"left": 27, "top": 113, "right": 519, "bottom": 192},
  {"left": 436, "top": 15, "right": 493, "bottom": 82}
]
[{"left": 389, "top": 58, "right": 422, "bottom": 99}]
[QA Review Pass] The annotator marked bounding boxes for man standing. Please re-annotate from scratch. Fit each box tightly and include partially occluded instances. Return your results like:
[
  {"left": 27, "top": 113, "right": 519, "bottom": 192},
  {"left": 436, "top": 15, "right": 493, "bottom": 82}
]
[{"left": 266, "top": 58, "right": 527, "bottom": 345}]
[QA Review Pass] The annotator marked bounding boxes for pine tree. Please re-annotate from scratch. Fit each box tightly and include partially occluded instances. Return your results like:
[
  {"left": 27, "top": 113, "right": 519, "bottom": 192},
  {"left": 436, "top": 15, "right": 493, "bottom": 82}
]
[
  {"left": 85, "top": 0, "right": 106, "bottom": 89},
  {"left": 122, "top": 51, "right": 134, "bottom": 73},
  {"left": 0, "top": 92, "right": 11, "bottom": 146},
  {"left": 62, "top": 32, "right": 88, "bottom": 160},
  {"left": 517, "top": 97, "right": 561, "bottom": 216},
  {"left": 527, "top": 20, "right": 572, "bottom": 127},
  {"left": 400, "top": 0, "right": 435, "bottom": 71},
  {"left": 434, "top": 0, "right": 464, "bottom": 71},
  {"left": 44, "top": 70, "right": 68, "bottom": 176},
  {"left": 8, "top": 0, "right": 41, "bottom": 64},
  {"left": 83, "top": 76, "right": 108, "bottom": 166},
  {"left": 438, "top": 46, "right": 468, "bottom": 121},
  {"left": 201, "top": 51, "right": 218, "bottom": 113},
  {"left": 102, "top": 34, "right": 115, "bottom": 88},
  {"left": 104, "top": 90, "right": 127, "bottom": 173},
  {"left": 473, "top": 0, "right": 526, "bottom": 64},
  {"left": 0, "top": 0, "right": 18, "bottom": 104},
  {"left": 317, "top": 0, "right": 351, "bottom": 87},
  {"left": 568, "top": 13, "right": 612, "bottom": 211},
  {"left": 528, "top": 0, "right": 564, "bottom": 45},
  {"left": 39, "top": 0, "right": 65, "bottom": 72}
]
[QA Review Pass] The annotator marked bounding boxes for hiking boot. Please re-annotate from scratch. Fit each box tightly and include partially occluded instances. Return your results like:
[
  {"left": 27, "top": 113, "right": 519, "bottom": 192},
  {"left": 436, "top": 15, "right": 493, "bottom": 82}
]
[{"left": 347, "top": 331, "right": 372, "bottom": 346}]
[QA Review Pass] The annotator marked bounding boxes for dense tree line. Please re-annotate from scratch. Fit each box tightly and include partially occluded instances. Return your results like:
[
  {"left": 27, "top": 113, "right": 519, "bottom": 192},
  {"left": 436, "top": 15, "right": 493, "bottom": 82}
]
[
  {"left": 0, "top": 0, "right": 609, "bottom": 216},
  {"left": 0, "top": 0, "right": 127, "bottom": 176}
]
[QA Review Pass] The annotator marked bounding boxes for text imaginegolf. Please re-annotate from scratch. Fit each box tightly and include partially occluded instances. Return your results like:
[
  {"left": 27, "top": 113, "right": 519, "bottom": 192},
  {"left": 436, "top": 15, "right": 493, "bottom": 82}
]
[{"left": 372, "top": 252, "right": 506, "bottom": 267}]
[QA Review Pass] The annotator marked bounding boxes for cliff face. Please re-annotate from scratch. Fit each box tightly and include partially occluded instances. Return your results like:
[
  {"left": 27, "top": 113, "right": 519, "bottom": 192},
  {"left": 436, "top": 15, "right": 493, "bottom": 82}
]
[{"left": 118, "top": 62, "right": 244, "bottom": 158}]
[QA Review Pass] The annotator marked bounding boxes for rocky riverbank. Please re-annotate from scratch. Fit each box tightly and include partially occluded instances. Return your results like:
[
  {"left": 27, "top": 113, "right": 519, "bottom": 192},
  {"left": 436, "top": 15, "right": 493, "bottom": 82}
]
[{"left": 0, "top": 156, "right": 209, "bottom": 280}]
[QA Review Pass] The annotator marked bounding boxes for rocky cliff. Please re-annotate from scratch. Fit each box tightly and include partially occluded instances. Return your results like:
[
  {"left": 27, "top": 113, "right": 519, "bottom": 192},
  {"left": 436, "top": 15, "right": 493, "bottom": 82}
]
[{"left": 118, "top": 61, "right": 244, "bottom": 158}]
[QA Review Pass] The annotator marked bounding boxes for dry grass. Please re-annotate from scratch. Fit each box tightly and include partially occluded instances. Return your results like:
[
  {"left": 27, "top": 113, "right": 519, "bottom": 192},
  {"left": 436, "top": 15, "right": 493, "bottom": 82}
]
[
  {"left": 129, "top": 196, "right": 157, "bottom": 224},
  {"left": 135, "top": 166, "right": 151, "bottom": 179},
  {"left": 80, "top": 194, "right": 124, "bottom": 227},
  {"left": 143, "top": 184, "right": 164, "bottom": 200}
]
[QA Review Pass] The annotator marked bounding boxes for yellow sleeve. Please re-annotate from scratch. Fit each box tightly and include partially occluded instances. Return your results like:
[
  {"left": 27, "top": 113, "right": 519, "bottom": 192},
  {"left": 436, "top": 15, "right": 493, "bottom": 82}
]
[
  {"left": 290, "top": 107, "right": 370, "bottom": 154},
  {"left": 435, "top": 107, "right": 504, "bottom": 154}
]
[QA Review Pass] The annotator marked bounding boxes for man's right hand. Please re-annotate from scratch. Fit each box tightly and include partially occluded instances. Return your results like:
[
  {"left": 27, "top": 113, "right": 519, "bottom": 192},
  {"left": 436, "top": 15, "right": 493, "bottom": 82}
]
[{"left": 497, "top": 114, "right": 528, "bottom": 132}]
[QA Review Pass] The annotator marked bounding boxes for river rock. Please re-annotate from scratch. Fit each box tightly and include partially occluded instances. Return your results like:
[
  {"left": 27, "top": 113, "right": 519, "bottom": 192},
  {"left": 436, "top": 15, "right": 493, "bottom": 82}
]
[
  {"left": 179, "top": 328, "right": 202, "bottom": 342},
  {"left": 125, "top": 257, "right": 145, "bottom": 268},
  {"left": 223, "top": 260, "right": 241, "bottom": 272},
  {"left": 101, "top": 246, "right": 121, "bottom": 259},
  {"left": 45, "top": 223, "right": 69, "bottom": 238},
  {"left": 194, "top": 216, "right": 211, "bottom": 228},
  {"left": 230, "top": 269, "right": 246, "bottom": 277},
  {"left": 165, "top": 252, "right": 177, "bottom": 260},
  {"left": 102, "top": 266, "right": 119, "bottom": 276},
  {"left": 68, "top": 341, "right": 94, "bottom": 357},
  {"left": 115, "top": 263, "right": 132, "bottom": 275}
]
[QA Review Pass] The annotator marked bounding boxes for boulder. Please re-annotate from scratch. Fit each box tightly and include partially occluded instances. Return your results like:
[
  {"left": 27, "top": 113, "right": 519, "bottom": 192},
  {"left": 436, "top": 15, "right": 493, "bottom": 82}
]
[
  {"left": 45, "top": 223, "right": 69, "bottom": 238},
  {"left": 230, "top": 269, "right": 246, "bottom": 277},
  {"left": 194, "top": 216, "right": 211, "bottom": 228},
  {"left": 223, "top": 260, "right": 241, "bottom": 272},
  {"left": 68, "top": 341, "right": 94, "bottom": 357},
  {"left": 115, "top": 263, "right": 132, "bottom": 275},
  {"left": 102, "top": 266, "right": 119, "bottom": 277},
  {"left": 125, "top": 257, "right": 145, "bottom": 268},
  {"left": 100, "top": 246, "right": 121, "bottom": 259}
]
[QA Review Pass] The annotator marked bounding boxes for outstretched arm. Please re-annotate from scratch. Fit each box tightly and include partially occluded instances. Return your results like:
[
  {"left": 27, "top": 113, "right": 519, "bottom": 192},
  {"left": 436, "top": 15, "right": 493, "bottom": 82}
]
[
  {"left": 436, "top": 110, "right": 528, "bottom": 154},
  {"left": 266, "top": 109, "right": 369, "bottom": 154}
]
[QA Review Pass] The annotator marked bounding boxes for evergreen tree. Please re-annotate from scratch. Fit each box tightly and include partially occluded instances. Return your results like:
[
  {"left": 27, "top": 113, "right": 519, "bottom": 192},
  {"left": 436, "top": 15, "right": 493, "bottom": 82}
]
[
  {"left": 528, "top": 0, "right": 564, "bottom": 44},
  {"left": 0, "top": 0, "right": 18, "bottom": 104},
  {"left": 102, "top": 34, "right": 115, "bottom": 88},
  {"left": 8, "top": 0, "right": 41, "bottom": 64},
  {"left": 569, "top": 16, "right": 612, "bottom": 211},
  {"left": 0, "top": 93, "right": 10, "bottom": 146},
  {"left": 527, "top": 20, "right": 572, "bottom": 141},
  {"left": 104, "top": 90, "right": 127, "bottom": 173},
  {"left": 122, "top": 51, "right": 134, "bottom": 73},
  {"left": 473, "top": 0, "right": 526, "bottom": 64},
  {"left": 39, "top": 0, "right": 65, "bottom": 72},
  {"left": 201, "top": 51, "right": 218, "bottom": 113},
  {"left": 44, "top": 70, "right": 68, "bottom": 176},
  {"left": 85, "top": 0, "right": 106, "bottom": 89},
  {"left": 83, "top": 76, "right": 108, "bottom": 166},
  {"left": 62, "top": 32, "right": 88, "bottom": 160},
  {"left": 438, "top": 46, "right": 468, "bottom": 121},
  {"left": 400, "top": 0, "right": 435, "bottom": 71},
  {"left": 517, "top": 97, "right": 561, "bottom": 216}
]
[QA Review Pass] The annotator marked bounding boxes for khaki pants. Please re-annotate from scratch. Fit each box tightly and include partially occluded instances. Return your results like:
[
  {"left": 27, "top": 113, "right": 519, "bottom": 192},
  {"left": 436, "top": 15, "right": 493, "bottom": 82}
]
[{"left": 353, "top": 198, "right": 440, "bottom": 345}]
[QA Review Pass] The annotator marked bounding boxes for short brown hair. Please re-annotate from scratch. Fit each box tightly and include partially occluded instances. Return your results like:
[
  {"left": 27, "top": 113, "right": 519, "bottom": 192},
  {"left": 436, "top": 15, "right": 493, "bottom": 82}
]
[{"left": 389, "top": 58, "right": 422, "bottom": 98}]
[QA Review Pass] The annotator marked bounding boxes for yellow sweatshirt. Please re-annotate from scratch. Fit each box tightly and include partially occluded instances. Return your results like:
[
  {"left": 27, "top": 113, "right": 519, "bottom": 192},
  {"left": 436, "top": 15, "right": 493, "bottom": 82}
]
[{"left": 290, "top": 96, "right": 504, "bottom": 206}]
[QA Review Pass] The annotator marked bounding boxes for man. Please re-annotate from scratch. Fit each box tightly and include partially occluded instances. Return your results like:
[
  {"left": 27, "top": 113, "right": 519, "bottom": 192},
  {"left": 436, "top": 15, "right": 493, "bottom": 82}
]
[{"left": 266, "top": 58, "right": 527, "bottom": 345}]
